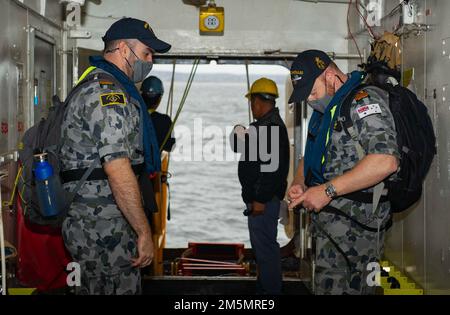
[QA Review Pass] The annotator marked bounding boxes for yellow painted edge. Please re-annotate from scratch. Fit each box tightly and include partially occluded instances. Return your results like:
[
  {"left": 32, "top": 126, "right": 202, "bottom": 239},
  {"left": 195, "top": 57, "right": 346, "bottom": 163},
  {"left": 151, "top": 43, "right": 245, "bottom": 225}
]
[
  {"left": 380, "top": 278, "right": 416, "bottom": 290},
  {"left": 379, "top": 261, "right": 423, "bottom": 294},
  {"left": 383, "top": 289, "right": 424, "bottom": 295},
  {"left": 8, "top": 288, "right": 37, "bottom": 295}
]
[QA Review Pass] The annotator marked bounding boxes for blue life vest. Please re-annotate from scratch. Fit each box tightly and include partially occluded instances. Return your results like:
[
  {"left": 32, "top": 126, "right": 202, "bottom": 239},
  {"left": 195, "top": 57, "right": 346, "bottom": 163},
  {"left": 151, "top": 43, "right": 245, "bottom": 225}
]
[{"left": 304, "top": 71, "right": 366, "bottom": 186}]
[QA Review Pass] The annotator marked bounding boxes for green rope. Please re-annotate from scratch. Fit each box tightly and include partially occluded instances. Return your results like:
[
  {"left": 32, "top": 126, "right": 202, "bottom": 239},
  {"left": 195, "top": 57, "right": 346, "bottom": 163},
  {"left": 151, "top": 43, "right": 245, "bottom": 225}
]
[
  {"left": 166, "top": 60, "right": 176, "bottom": 117},
  {"left": 160, "top": 58, "right": 200, "bottom": 153}
]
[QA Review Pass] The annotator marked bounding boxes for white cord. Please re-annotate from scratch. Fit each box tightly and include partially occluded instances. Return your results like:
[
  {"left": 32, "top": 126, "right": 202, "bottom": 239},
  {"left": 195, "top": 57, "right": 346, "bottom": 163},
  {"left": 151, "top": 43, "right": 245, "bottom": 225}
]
[{"left": 0, "top": 173, "right": 8, "bottom": 296}]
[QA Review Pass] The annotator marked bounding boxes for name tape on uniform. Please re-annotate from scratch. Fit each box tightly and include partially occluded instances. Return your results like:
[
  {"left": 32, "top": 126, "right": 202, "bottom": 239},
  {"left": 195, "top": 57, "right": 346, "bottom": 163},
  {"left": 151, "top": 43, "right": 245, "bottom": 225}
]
[{"left": 356, "top": 103, "right": 382, "bottom": 119}]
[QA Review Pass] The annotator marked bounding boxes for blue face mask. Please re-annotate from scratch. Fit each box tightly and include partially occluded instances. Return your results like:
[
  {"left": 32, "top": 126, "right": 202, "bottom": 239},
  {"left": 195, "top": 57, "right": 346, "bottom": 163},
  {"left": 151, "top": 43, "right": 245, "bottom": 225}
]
[{"left": 307, "top": 94, "right": 333, "bottom": 113}]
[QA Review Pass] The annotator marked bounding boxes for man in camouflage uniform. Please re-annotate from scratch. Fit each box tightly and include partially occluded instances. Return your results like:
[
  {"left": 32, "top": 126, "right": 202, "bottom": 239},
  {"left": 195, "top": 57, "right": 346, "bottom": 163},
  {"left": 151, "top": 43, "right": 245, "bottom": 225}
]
[
  {"left": 60, "top": 18, "right": 171, "bottom": 295},
  {"left": 287, "top": 50, "right": 399, "bottom": 295}
]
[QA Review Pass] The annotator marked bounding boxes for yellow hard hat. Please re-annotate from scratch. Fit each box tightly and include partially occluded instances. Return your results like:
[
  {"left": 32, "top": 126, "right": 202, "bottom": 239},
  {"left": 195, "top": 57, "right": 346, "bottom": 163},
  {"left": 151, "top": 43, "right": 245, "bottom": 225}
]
[{"left": 245, "top": 78, "right": 279, "bottom": 99}]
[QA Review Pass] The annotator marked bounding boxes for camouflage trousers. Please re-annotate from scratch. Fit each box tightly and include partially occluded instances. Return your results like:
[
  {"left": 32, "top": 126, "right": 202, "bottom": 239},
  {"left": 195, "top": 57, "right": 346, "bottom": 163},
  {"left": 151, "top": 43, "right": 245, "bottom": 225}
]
[
  {"left": 62, "top": 214, "right": 141, "bottom": 295},
  {"left": 311, "top": 201, "right": 390, "bottom": 295}
]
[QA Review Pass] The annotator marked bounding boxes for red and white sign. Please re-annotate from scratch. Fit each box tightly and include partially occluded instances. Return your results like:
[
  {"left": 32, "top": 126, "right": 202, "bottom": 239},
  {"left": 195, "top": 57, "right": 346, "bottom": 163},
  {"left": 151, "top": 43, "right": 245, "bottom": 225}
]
[{"left": 1, "top": 122, "right": 8, "bottom": 135}]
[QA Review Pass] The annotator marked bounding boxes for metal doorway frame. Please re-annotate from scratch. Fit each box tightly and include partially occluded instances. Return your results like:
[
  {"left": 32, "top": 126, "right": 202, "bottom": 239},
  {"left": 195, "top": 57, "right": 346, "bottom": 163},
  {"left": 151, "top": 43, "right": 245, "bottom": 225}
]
[
  {"left": 152, "top": 51, "right": 361, "bottom": 287},
  {"left": 26, "top": 26, "right": 57, "bottom": 127}
]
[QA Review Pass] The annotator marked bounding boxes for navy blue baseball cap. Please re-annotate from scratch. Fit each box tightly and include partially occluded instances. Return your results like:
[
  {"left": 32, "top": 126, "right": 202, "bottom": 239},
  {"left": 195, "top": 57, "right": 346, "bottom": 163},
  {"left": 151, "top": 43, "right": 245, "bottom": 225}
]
[
  {"left": 102, "top": 18, "right": 171, "bottom": 53},
  {"left": 289, "top": 50, "right": 332, "bottom": 103}
]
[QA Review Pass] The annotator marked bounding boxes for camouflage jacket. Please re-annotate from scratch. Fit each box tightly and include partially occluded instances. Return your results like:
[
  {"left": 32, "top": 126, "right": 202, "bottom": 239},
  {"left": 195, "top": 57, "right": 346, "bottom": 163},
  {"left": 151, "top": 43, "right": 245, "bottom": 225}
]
[
  {"left": 60, "top": 68, "right": 144, "bottom": 219},
  {"left": 322, "top": 86, "right": 400, "bottom": 224}
]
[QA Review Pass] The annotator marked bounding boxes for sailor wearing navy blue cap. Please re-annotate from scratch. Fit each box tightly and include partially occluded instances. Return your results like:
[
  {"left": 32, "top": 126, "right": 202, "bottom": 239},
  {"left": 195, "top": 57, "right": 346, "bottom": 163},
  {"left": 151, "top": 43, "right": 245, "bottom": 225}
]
[
  {"left": 61, "top": 18, "right": 171, "bottom": 295},
  {"left": 102, "top": 17, "right": 171, "bottom": 83},
  {"left": 288, "top": 50, "right": 332, "bottom": 105},
  {"left": 287, "top": 50, "right": 399, "bottom": 295}
]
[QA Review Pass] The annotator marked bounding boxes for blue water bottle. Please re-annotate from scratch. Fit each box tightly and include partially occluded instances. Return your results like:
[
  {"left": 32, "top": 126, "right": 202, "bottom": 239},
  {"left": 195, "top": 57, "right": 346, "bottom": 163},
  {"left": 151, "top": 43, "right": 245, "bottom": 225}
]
[{"left": 33, "top": 153, "right": 65, "bottom": 218}]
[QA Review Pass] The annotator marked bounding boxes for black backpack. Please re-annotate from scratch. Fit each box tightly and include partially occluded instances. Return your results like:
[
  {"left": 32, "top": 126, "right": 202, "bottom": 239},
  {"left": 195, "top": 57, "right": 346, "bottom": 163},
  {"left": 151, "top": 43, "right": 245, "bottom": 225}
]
[
  {"left": 340, "top": 83, "right": 437, "bottom": 213},
  {"left": 18, "top": 73, "right": 113, "bottom": 226},
  {"left": 19, "top": 93, "right": 69, "bottom": 227}
]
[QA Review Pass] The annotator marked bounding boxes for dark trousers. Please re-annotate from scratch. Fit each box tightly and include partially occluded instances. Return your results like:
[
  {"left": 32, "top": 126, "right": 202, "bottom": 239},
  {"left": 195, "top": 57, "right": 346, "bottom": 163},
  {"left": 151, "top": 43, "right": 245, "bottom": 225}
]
[{"left": 247, "top": 198, "right": 282, "bottom": 294}]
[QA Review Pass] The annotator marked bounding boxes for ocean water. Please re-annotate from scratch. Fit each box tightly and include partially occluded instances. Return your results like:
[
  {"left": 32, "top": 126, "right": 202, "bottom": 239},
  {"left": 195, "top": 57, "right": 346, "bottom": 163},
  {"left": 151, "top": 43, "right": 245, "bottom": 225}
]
[{"left": 151, "top": 67, "right": 291, "bottom": 248}]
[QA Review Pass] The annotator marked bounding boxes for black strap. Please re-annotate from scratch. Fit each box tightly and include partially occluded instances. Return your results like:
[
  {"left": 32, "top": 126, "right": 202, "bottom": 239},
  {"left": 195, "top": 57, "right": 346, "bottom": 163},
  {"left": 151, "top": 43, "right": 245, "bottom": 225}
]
[
  {"left": 339, "top": 83, "right": 371, "bottom": 131},
  {"left": 313, "top": 206, "right": 392, "bottom": 281},
  {"left": 336, "top": 84, "right": 391, "bottom": 206},
  {"left": 73, "top": 196, "right": 115, "bottom": 204},
  {"left": 322, "top": 205, "right": 393, "bottom": 233},
  {"left": 342, "top": 191, "right": 388, "bottom": 204},
  {"left": 311, "top": 217, "right": 354, "bottom": 278},
  {"left": 62, "top": 163, "right": 145, "bottom": 184},
  {"left": 166, "top": 180, "right": 171, "bottom": 221}
]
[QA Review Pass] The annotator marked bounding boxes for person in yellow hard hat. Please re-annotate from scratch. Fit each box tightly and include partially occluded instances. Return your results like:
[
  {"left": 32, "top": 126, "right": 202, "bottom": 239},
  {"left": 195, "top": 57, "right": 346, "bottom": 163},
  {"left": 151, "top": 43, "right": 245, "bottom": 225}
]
[{"left": 231, "top": 78, "right": 290, "bottom": 294}]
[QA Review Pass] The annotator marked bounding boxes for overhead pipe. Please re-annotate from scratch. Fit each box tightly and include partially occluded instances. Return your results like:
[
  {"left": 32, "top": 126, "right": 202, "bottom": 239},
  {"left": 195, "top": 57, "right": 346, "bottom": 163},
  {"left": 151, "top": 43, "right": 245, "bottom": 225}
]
[
  {"left": 155, "top": 51, "right": 363, "bottom": 61},
  {"left": 296, "top": 0, "right": 350, "bottom": 4}
]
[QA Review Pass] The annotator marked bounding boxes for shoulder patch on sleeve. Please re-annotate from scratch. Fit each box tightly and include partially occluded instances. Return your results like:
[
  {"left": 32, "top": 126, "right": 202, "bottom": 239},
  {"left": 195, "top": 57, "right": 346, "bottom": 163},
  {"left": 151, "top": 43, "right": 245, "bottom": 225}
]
[
  {"left": 99, "top": 81, "right": 116, "bottom": 89},
  {"left": 356, "top": 103, "right": 382, "bottom": 119},
  {"left": 354, "top": 90, "right": 369, "bottom": 102},
  {"left": 100, "top": 93, "right": 127, "bottom": 107}
]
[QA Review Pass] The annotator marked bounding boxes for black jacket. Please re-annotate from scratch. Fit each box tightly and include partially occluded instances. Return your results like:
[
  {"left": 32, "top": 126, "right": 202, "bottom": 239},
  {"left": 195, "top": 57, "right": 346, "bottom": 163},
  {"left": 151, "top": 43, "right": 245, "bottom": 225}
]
[
  {"left": 150, "top": 111, "right": 176, "bottom": 152},
  {"left": 233, "top": 108, "right": 290, "bottom": 204}
]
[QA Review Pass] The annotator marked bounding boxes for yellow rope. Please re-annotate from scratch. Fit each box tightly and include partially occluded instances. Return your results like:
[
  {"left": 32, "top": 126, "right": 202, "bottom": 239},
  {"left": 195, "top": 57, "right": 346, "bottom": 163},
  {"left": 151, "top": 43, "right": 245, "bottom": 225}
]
[{"left": 3, "top": 166, "right": 22, "bottom": 208}]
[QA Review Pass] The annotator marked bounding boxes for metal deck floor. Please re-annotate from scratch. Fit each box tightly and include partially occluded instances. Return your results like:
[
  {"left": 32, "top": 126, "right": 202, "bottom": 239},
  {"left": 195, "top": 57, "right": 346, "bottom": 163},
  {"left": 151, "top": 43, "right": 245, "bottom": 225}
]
[{"left": 143, "top": 276, "right": 311, "bottom": 295}]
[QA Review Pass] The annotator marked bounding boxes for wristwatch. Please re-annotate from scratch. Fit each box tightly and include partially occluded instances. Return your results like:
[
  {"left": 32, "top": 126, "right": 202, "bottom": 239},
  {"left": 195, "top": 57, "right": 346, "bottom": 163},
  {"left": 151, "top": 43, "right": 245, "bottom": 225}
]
[{"left": 325, "top": 183, "right": 338, "bottom": 199}]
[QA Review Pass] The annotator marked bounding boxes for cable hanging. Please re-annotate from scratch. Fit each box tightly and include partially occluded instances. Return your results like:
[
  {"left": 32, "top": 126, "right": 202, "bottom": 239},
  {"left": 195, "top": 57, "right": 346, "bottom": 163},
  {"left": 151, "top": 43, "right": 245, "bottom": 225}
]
[
  {"left": 166, "top": 60, "right": 177, "bottom": 118},
  {"left": 160, "top": 58, "right": 200, "bottom": 153},
  {"left": 245, "top": 60, "right": 253, "bottom": 124}
]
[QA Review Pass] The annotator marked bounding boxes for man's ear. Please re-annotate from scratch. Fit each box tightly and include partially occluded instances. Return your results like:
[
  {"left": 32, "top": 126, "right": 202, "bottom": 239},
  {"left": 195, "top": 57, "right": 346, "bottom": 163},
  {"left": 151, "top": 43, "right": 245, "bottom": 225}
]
[
  {"left": 323, "top": 68, "right": 336, "bottom": 95},
  {"left": 118, "top": 41, "right": 129, "bottom": 58},
  {"left": 324, "top": 68, "right": 335, "bottom": 83}
]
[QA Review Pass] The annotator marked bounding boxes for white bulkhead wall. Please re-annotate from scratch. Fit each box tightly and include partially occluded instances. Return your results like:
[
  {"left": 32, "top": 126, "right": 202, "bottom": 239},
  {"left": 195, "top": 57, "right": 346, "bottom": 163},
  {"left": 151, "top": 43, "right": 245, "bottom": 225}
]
[
  {"left": 0, "top": 0, "right": 70, "bottom": 156},
  {"left": 348, "top": 0, "right": 450, "bottom": 295},
  {"left": 76, "top": 0, "right": 350, "bottom": 55},
  {"left": 0, "top": 0, "right": 73, "bottom": 246},
  {"left": 19, "top": 0, "right": 64, "bottom": 24}
]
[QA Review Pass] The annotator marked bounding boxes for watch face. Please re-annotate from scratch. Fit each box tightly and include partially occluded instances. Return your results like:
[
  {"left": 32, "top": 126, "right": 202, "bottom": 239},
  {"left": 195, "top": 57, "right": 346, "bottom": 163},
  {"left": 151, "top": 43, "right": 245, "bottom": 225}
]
[{"left": 326, "top": 185, "right": 336, "bottom": 198}]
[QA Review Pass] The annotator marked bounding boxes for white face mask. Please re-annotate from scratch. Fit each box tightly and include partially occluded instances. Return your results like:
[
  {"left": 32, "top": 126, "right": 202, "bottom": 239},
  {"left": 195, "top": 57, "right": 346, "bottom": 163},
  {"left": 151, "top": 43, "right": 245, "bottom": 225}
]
[{"left": 125, "top": 46, "right": 153, "bottom": 83}]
